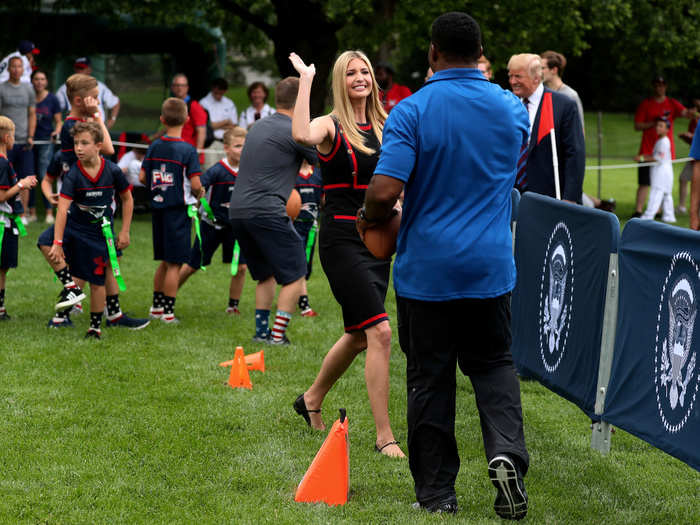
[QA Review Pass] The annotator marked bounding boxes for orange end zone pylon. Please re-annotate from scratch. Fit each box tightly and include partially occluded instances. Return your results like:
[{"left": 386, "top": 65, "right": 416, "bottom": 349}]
[
  {"left": 294, "top": 409, "right": 349, "bottom": 506},
  {"left": 227, "top": 346, "right": 252, "bottom": 390}
]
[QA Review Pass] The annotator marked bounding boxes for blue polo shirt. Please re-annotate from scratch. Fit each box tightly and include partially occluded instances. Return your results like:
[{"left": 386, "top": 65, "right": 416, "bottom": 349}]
[
  {"left": 375, "top": 67, "right": 529, "bottom": 301},
  {"left": 690, "top": 130, "right": 700, "bottom": 160}
]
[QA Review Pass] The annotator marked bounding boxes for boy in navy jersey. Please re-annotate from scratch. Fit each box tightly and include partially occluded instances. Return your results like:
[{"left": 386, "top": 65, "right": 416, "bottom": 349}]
[
  {"left": 178, "top": 126, "right": 247, "bottom": 313},
  {"left": 140, "top": 97, "right": 202, "bottom": 323},
  {"left": 0, "top": 116, "right": 37, "bottom": 319},
  {"left": 293, "top": 160, "right": 322, "bottom": 317},
  {"left": 48, "top": 122, "right": 134, "bottom": 339}
]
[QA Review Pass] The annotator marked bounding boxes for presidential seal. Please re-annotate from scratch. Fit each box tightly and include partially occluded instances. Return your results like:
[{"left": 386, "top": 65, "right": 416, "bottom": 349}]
[
  {"left": 654, "top": 251, "right": 699, "bottom": 433},
  {"left": 538, "top": 222, "right": 574, "bottom": 373}
]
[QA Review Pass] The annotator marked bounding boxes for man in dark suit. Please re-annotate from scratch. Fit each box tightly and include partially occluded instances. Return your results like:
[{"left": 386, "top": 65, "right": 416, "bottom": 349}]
[{"left": 508, "top": 53, "right": 585, "bottom": 203}]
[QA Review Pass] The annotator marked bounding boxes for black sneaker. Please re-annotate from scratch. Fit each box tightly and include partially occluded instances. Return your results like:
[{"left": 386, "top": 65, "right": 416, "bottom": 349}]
[
  {"left": 56, "top": 286, "right": 86, "bottom": 310},
  {"left": 106, "top": 314, "right": 150, "bottom": 330},
  {"left": 412, "top": 497, "right": 459, "bottom": 514},
  {"left": 269, "top": 335, "right": 291, "bottom": 345},
  {"left": 0, "top": 310, "right": 10, "bottom": 321},
  {"left": 252, "top": 333, "right": 270, "bottom": 343},
  {"left": 85, "top": 329, "right": 101, "bottom": 339},
  {"left": 488, "top": 455, "right": 528, "bottom": 520}
]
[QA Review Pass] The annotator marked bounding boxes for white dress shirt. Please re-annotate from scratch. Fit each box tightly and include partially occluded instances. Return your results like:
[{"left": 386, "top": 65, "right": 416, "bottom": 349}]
[{"left": 522, "top": 82, "right": 544, "bottom": 135}]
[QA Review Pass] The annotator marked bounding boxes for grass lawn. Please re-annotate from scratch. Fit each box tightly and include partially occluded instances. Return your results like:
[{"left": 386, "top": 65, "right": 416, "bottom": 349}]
[{"left": 1, "top": 103, "right": 698, "bottom": 522}]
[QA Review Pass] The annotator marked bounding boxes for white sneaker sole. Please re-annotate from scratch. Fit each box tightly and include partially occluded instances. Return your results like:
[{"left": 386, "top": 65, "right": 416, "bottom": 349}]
[
  {"left": 488, "top": 455, "right": 527, "bottom": 520},
  {"left": 56, "top": 291, "right": 87, "bottom": 310}
]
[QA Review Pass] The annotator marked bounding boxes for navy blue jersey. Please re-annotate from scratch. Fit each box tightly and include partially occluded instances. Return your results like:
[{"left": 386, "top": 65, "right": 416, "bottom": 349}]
[
  {"left": 295, "top": 166, "right": 322, "bottom": 222},
  {"left": 59, "top": 117, "right": 86, "bottom": 174},
  {"left": 201, "top": 159, "right": 237, "bottom": 224},
  {"left": 142, "top": 136, "right": 201, "bottom": 209},
  {"left": 46, "top": 149, "right": 63, "bottom": 181},
  {"left": 0, "top": 155, "right": 22, "bottom": 223},
  {"left": 60, "top": 158, "right": 131, "bottom": 226}
]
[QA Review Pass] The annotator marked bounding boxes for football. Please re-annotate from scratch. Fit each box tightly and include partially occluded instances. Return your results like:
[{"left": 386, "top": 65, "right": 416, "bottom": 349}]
[
  {"left": 362, "top": 207, "right": 402, "bottom": 260},
  {"left": 287, "top": 189, "right": 302, "bottom": 220}
]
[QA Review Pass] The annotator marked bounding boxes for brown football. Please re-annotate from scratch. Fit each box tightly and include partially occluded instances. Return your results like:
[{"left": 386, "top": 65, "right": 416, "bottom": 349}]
[
  {"left": 362, "top": 208, "right": 402, "bottom": 260},
  {"left": 287, "top": 189, "right": 302, "bottom": 220}
]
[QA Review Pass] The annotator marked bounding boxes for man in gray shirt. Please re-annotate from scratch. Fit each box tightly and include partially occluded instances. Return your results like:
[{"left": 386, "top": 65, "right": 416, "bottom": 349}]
[
  {"left": 229, "top": 76, "right": 317, "bottom": 345},
  {"left": 0, "top": 56, "right": 36, "bottom": 222}
]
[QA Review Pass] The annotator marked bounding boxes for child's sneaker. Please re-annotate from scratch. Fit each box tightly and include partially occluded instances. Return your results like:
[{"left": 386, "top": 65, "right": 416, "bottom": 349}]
[
  {"left": 106, "top": 314, "right": 150, "bottom": 330},
  {"left": 0, "top": 310, "right": 11, "bottom": 321},
  {"left": 225, "top": 306, "right": 241, "bottom": 315},
  {"left": 71, "top": 303, "right": 84, "bottom": 315},
  {"left": 301, "top": 307, "right": 318, "bottom": 317},
  {"left": 161, "top": 313, "right": 179, "bottom": 324},
  {"left": 48, "top": 315, "right": 73, "bottom": 328},
  {"left": 56, "top": 286, "right": 86, "bottom": 310},
  {"left": 149, "top": 306, "right": 164, "bottom": 319},
  {"left": 85, "top": 328, "right": 101, "bottom": 339}
]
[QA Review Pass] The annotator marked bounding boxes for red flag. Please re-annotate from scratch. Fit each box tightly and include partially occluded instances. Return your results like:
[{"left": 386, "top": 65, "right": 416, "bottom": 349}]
[{"left": 537, "top": 92, "right": 554, "bottom": 144}]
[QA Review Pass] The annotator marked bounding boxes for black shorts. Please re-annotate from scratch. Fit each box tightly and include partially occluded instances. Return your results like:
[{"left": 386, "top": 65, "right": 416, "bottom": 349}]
[
  {"left": 38, "top": 224, "right": 123, "bottom": 257},
  {"left": 293, "top": 219, "right": 316, "bottom": 280},
  {"left": 230, "top": 216, "right": 306, "bottom": 285},
  {"left": 319, "top": 215, "right": 390, "bottom": 332},
  {"left": 638, "top": 165, "right": 650, "bottom": 186},
  {"left": 0, "top": 224, "right": 18, "bottom": 270},
  {"left": 152, "top": 207, "right": 191, "bottom": 264},
  {"left": 188, "top": 220, "right": 246, "bottom": 269},
  {"left": 63, "top": 221, "right": 109, "bottom": 285}
]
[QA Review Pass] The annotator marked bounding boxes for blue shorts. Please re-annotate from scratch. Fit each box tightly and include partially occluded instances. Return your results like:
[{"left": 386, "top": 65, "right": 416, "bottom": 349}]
[
  {"left": 230, "top": 216, "right": 306, "bottom": 285},
  {"left": 188, "top": 220, "right": 245, "bottom": 270},
  {"left": 8, "top": 144, "right": 35, "bottom": 178},
  {"left": 0, "top": 224, "right": 19, "bottom": 270},
  {"left": 293, "top": 219, "right": 315, "bottom": 280},
  {"left": 63, "top": 220, "right": 109, "bottom": 286},
  {"left": 152, "top": 207, "right": 191, "bottom": 264},
  {"left": 38, "top": 224, "right": 123, "bottom": 257}
]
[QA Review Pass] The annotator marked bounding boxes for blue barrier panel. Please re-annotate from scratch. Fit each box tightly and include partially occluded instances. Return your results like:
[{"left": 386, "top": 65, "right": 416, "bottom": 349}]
[
  {"left": 603, "top": 219, "right": 700, "bottom": 471},
  {"left": 511, "top": 193, "right": 620, "bottom": 417},
  {"left": 511, "top": 187, "right": 520, "bottom": 229}
]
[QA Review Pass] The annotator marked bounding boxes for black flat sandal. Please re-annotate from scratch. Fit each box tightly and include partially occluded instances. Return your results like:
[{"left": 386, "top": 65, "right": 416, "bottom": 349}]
[
  {"left": 374, "top": 440, "right": 401, "bottom": 453},
  {"left": 293, "top": 394, "right": 321, "bottom": 426}
]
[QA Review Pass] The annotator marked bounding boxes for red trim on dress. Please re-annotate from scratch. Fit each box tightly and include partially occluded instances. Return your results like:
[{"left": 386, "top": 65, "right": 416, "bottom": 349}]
[
  {"left": 317, "top": 129, "right": 341, "bottom": 162},
  {"left": 78, "top": 157, "right": 105, "bottom": 183},
  {"left": 323, "top": 183, "right": 351, "bottom": 190},
  {"left": 345, "top": 312, "right": 389, "bottom": 332},
  {"left": 333, "top": 215, "right": 357, "bottom": 221}
]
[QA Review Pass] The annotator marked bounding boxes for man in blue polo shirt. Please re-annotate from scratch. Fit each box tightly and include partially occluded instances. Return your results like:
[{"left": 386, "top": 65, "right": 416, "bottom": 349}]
[{"left": 358, "top": 11, "right": 530, "bottom": 520}]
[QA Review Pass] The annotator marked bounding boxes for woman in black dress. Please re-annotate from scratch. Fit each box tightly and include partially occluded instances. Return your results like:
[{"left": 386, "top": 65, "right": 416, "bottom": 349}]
[{"left": 289, "top": 51, "right": 404, "bottom": 457}]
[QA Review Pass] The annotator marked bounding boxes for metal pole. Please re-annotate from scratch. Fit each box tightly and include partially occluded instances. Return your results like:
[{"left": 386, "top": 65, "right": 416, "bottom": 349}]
[{"left": 597, "top": 111, "right": 603, "bottom": 199}]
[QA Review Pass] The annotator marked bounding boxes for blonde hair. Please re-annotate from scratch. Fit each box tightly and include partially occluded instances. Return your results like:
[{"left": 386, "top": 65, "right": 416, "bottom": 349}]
[
  {"left": 66, "top": 73, "right": 98, "bottom": 103},
  {"left": 0, "top": 116, "right": 14, "bottom": 142},
  {"left": 330, "top": 50, "right": 387, "bottom": 155},
  {"left": 223, "top": 126, "right": 246, "bottom": 145},
  {"left": 507, "top": 54, "right": 542, "bottom": 81}
]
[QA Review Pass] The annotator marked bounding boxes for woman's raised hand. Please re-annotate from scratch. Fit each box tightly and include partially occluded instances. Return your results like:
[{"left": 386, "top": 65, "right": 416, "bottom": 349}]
[{"left": 289, "top": 52, "right": 315, "bottom": 78}]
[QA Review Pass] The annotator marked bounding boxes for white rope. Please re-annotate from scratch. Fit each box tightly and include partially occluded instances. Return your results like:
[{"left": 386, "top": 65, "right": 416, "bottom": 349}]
[{"left": 33, "top": 139, "right": 224, "bottom": 154}]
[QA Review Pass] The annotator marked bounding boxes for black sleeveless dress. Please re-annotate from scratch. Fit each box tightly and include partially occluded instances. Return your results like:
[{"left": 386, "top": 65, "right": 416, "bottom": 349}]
[{"left": 318, "top": 119, "right": 390, "bottom": 332}]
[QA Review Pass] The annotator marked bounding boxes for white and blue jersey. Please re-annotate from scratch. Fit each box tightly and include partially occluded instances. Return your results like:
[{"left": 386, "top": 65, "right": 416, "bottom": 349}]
[
  {"left": 200, "top": 159, "right": 237, "bottom": 225},
  {"left": 60, "top": 158, "right": 131, "bottom": 227},
  {"left": 142, "top": 136, "right": 201, "bottom": 209}
]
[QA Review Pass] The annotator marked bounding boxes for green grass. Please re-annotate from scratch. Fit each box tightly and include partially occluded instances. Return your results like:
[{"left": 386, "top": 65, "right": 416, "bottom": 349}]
[{"left": 0, "top": 209, "right": 698, "bottom": 524}]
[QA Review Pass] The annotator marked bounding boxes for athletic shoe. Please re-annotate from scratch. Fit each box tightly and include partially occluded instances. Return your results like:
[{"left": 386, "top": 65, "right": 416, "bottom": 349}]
[
  {"left": 161, "top": 313, "right": 179, "bottom": 324},
  {"left": 149, "top": 306, "right": 164, "bottom": 319},
  {"left": 85, "top": 329, "right": 101, "bottom": 339},
  {"left": 45, "top": 214, "right": 55, "bottom": 224},
  {"left": 71, "top": 303, "right": 84, "bottom": 315},
  {"left": 56, "top": 286, "right": 86, "bottom": 310},
  {"left": 26, "top": 214, "right": 37, "bottom": 224},
  {"left": 106, "top": 314, "right": 150, "bottom": 330},
  {"left": 225, "top": 306, "right": 241, "bottom": 315},
  {"left": 300, "top": 307, "right": 318, "bottom": 317},
  {"left": 488, "top": 455, "right": 528, "bottom": 521},
  {"left": 48, "top": 315, "right": 73, "bottom": 328},
  {"left": 0, "top": 310, "right": 10, "bottom": 321},
  {"left": 269, "top": 335, "right": 291, "bottom": 345},
  {"left": 411, "top": 497, "right": 459, "bottom": 514},
  {"left": 252, "top": 333, "right": 270, "bottom": 343}
]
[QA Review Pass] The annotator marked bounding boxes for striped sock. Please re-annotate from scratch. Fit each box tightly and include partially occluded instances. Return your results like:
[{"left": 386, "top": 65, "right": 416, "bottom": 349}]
[{"left": 271, "top": 310, "right": 292, "bottom": 342}]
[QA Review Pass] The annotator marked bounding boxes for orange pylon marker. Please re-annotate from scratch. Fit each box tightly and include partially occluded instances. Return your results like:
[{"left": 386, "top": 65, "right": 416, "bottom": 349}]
[
  {"left": 244, "top": 350, "right": 265, "bottom": 373},
  {"left": 294, "top": 409, "right": 349, "bottom": 506},
  {"left": 227, "top": 346, "right": 252, "bottom": 390}
]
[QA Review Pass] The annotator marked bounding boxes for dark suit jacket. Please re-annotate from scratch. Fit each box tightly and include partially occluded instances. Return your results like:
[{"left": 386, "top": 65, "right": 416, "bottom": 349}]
[{"left": 524, "top": 87, "right": 585, "bottom": 202}]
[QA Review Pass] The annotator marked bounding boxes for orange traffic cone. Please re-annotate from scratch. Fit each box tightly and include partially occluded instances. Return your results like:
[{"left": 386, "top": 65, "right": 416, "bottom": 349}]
[
  {"left": 227, "top": 346, "right": 252, "bottom": 390},
  {"left": 244, "top": 350, "right": 265, "bottom": 372},
  {"left": 294, "top": 409, "right": 349, "bottom": 506}
]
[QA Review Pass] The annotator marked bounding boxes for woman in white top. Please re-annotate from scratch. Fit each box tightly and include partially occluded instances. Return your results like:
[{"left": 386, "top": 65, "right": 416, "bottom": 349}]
[{"left": 238, "top": 82, "right": 275, "bottom": 129}]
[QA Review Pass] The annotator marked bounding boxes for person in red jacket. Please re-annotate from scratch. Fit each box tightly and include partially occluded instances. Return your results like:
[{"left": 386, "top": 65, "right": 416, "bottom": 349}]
[{"left": 375, "top": 62, "right": 412, "bottom": 113}]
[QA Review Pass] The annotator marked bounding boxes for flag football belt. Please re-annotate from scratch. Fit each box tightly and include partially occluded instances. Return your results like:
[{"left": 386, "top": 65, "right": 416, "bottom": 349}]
[
  {"left": 101, "top": 217, "right": 126, "bottom": 291},
  {"left": 305, "top": 221, "right": 317, "bottom": 263},
  {"left": 188, "top": 204, "right": 206, "bottom": 271}
]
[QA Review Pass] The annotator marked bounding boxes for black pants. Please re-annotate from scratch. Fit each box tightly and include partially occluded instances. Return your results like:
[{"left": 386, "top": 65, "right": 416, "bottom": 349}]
[{"left": 397, "top": 293, "right": 529, "bottom": 505}]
